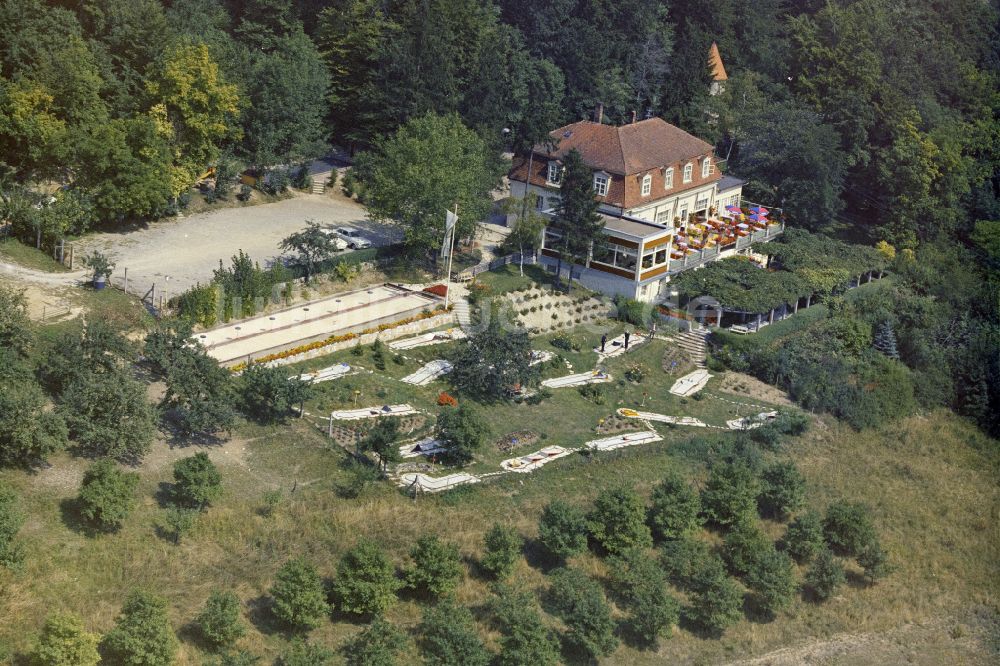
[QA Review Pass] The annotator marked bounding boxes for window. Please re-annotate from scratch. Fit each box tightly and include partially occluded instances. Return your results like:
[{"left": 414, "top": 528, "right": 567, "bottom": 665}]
[
  {"left": 535, "top": 195, "right": 545, "bottom": 210},
  {"left": 547, "top": 161, "right": 561, "bottom": 184},
  {"left": 682, "top": 163, "right": 693, "bottom": 183},
  {"left": 664, "top": 168, "right": 674, "bottom": 189},
  {"left": 655, "top": 209, "right": 671, "bottom": 224},
  {"left": 702, "top": 157, "right": 711, "bottom": 178},
  {"left": 641, "top": 174, "right": 651, "bottom": 196},
  {"left": 679, "top": 206, "right": 688, "bottom": 223},
  {"left": 593, "top": 173, "right": 609, "bottom": 196}
]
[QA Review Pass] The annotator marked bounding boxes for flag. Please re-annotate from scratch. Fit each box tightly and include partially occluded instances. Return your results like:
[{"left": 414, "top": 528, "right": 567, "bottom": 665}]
[{"left": 440, "top": 210, "right": 457, "bottom": 257}]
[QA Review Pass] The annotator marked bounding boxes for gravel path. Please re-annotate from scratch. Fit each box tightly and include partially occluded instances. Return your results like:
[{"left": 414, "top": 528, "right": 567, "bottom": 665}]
[{"left": 73, "top": 192, "right": 396, "bottom": 298}]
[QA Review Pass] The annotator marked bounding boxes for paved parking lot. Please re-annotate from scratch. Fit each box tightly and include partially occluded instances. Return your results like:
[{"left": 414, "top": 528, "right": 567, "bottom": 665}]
[{"left": 74, "top": 192, "right": 396, "bottom": 299}]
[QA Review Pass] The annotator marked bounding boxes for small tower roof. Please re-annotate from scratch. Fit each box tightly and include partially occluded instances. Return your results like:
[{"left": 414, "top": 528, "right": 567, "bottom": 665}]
[{"left": 708, "top": 42, "right": 728, "bottom": 81}]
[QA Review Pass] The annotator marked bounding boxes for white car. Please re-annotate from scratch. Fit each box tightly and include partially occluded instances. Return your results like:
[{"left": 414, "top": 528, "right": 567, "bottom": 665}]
[
  {"left": 336, "top": 227, "right": 373, "bottom": 249},
  {"left": 319, "top": 227, "right": 348, "bottom": 250}
]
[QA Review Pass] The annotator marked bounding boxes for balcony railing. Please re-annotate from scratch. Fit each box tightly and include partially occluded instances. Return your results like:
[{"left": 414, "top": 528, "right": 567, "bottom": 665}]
[{"left": 668, "top": 221, "right": 785, "bottom": 274}]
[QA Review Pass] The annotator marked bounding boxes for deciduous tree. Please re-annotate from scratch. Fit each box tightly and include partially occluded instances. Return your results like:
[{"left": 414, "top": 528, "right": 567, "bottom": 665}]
[
  {"left": 537, "top": 500, "right": 588, "bottom": 561},
  {"left": 406, "top": 535, "right": 462, "bottom": 598},
  {"left": 271, "top": 558, "right": 330, "bottom": 631},
  {"left": 31, "top": 613, "right": 101, "bottom": 666},
  {"left": 648, "top": 470, "right": 702, "bottom": 541},
  {"left": 587, "top": 485, "right": 652, "bottom": 555},
  {"left": 196, "top": 590, "right": 246, "bottom": 649},
  {"left": 78, "top": 459, "right": 139, "bottom": 532},
  {"left": 100, "top": 591, "right": 178, "bottom": 666},
  {"left": 333, "top": 540, "right": 400, "bottom": 617}
]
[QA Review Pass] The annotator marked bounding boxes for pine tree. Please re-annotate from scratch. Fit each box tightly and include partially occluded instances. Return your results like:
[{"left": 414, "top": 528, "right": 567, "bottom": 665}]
[
  {"left": 552, "top": 148, "right": 604, "bottom": 292},
  {"left": 873, "top": 320, "right": 900, "bottom": 359}
]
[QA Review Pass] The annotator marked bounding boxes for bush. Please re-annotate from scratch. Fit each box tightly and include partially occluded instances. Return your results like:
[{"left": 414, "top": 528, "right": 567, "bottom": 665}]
[
  {"left": 0, "top": 483, "right": 24, "bottom": 568},
  {"left": 607, "top": 550, "right": 680, "bottom": 646},
  {"left": 270, "top": 559, "right": 330, "bottom": 630},
  {"left": 436, "top": 392, "right": 458, "bottom": 407},
  {"left": 174, "top": 282, "right": 219, "bottom": 327},
  {"left": 744, "top": 549, "right": 797, "bottom": 616},
  {"left": 722, "top": 520, "right": 773, "bottom": 576},
  {"left": 588, "top": 486, "right": 652, "bottom": 555},
  {"left": 823, "top": 500, "right": 877, "bottom": 556},
  {"left": 490, "top": 587, "right": 560, "bottom": 666},
  {"left": 196, "top": 590, "right": 246, "bottom": 649},
  {"left": 700, "top": 461, "right": 761, "bottom": 527},
  {"left": 683, "top": 559, "right": 744, "bottom": 635},
  {"left": 613, "top": 295, "right": 650, "bottom": 326},
  {"left": 547, "top": 568, "right": 618, "bottom": 659},
  {"left": 660, "top": 536, "right": 713, "bottom": 590},
  {"left": 172, "top": 452, "right": 222, "bottom": 510},
  {"left": 77, "top": 460, "right": 138, "bottom": 532},
  {"left": 780, "top": 510, "right": 825, "bottom": 562},
  {"left": 436, "top": 403, "right": 488, "bottom": 466},
  {"left": 341, "top": 617, "right": 405, "bottom": 666},
  {"left": 418, "top": 600, "right": 490, "bottom": 666},
  {"left": 549, "top": 331, "right": 580, "bottom": 351},
  {"left": 332, "top": 540, "right": 400, "bottom": 617},
  {"left": 31, "top": 613, "right": 101, "bottom": 666},
  {"left": 481, "top": 523, "right": 522, "bottom": 580},
  {"left": 280, "top": 639, "right": 334, "bottom": 666},
  {"left": 857, "top": 539, "right": 893, "bottom": 583},
  {"left": 538, "top": 500, "right": 588, "bottom": 561},
  {"left": 240, "top": 364, "right": 311, "bottom": 424},
  {"left": 406, "top": 535, "right": 462, "bottom": 598},
  {"left": 624, "top": 362, "right": 647, "bottom": 383},
  {"left": 758, "top": 461, "right": 806, "bottom": 519},
  {"left": 805, "top": 549, "right": 845, "bottom": 601},
  {"left": 101, "top": 591, "right": 178, "bottom": 666},
  {"left": 648, "top": 470, "right": 702, "bottom": 541}
]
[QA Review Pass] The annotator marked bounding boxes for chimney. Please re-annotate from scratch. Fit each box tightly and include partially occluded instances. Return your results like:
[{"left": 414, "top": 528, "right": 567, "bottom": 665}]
[
  {"left": 630, "top": 110, "right": 637, "bottom": 124},
  {"left": 594, "top": 103, "right": 603, "bottom": 124}
]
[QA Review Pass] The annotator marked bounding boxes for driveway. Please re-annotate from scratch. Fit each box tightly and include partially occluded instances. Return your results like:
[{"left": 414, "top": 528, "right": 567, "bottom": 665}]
[{"left": 74, "top": 192, "right": 396, "bottom": 299}]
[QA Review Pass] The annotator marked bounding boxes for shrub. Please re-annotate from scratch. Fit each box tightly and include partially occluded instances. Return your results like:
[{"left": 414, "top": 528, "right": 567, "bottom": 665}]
[
  {"left": 758, "top": 461, "right": 806, "bottom": 519},
  {"left": 481, "top": 523, "right": 522, "bottom": 580},
  {"left": 608, "top": 550, "right": 680, "bottom": 646},
  {"left": 805, "top": 549, "right": 845, "bottom": 601},
  {"left": 77, "top": 460, "right": 139, "bottom": 532},
  {"left": 436, "top": 392, "right": 458, "bottom": 407},
  {"left": 31, "top": 614, "right": 100, "bottom": 666},
  {"left": 436, "top": 403, "right": 488, "bottom": 466},
  {"left": 823, "top": 500, "right": 877, "bottom": 556},
  {"left": 744, "top": 549, "right": 797, "bottom": 616},
  {"left": 780, "top": 510, "right": 825, "bottom": 562},
  {"left": 240, "top": 364, "right": 311, "bottom": 424},
  {"left": 547, "top": 568, "right": 618, "bottom": 659},
  {"left": 0, "top": 483, "right": 24, "bottom": 567},
  {"left": 490, "top": 588, "right": 560, "bottom": 666},
  {"left": 857, "top": 539, "right": 893, "bottom": 583},
  {"left": 701, "top": 461, "right": 761, "bottom": 527},
  {"left": 280, "top": 638, "right": 334, "bottom": 665},
  {"left": 332, "top": 540, "right": 400, "bottom": 617},
  {"left": 172, "top": 452, "right": 222, "bottom": 510},
  {"left": 660, "top": 537, "right": 712, "bottom": 590},
  {"left": 196, "top": 590, "right": 246, "bottom": 649},
  {"left": 683, "top": 559, "right": 744, "bottom": 635},
  {"left": 587, "top": 486, "right": 652, "bottom": 555},
  {"left": 549, "top": 331, "right": 580, "bottom": 351},
  {"left": 101, "top": 591, "right": 178, "bottom": 666},
  {"left": 613, "top": 295, "right": 649, "bottom": 326},
  {"left": 270, "top": 559, "right": 330, "bottom": 630},
  {"left": 648, "top": 470, "right": 702, "bottom": 541},
  {"left": 722, "top": 520, "right": 772, "bottom": 576},
  {"left": 624, "top": 362, "right": 647, "bottom": 383},
  {"left": 174, "top": 282, "right": 219, "bottom": 327},
  {"left": 406, "top": 535, "right": 462, "bottom": 598},
  {"left": 418, "top": 600, "right": 490, "bottom": 666},
  {"left": 341, "top": 617, "right": 405, "bottom": 666},
  {"left": 538, "top": 500, "right": 588, "bottom": 561}
]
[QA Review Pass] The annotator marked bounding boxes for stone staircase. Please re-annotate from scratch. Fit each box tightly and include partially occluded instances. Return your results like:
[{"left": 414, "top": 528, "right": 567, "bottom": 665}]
[
  {"left": 453, "top": 299, "right": 472, "bottom": 327},
  {"left": 675, "top": 328, "right": 709, "bottom": 368},
  {"left": 311, "top": 171, "right": 331, "bottom": 195}
]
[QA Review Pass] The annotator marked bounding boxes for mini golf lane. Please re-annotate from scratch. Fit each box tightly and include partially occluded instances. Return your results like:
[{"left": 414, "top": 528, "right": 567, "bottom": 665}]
[
  {"left": 400, "top": 359, "right": 453, "bottom": 385},
  {"left": 331, "top": 404, "right": 417, "bottom": 420},
  {"left": 541, "top": 369, "right": 611, "bottom": 389},
  {"left": 388, "top": 328, "right": 466, "bottom": 350},
  {"left": 195, "top": 284, "right": 440, "bottom": 364},
  {"left": 616, "top": 408, "right": 709, "bottom": 428}
]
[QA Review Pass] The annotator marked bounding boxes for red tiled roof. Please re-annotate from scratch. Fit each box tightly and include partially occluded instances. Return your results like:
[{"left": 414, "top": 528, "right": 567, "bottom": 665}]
[{"left": 536, "top": 118, "right": 714, "bottom": 176}]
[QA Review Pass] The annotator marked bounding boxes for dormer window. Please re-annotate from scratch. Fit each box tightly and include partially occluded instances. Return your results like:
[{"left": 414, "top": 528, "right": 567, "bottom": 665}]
[
  {"left": 546, "top": 161, "right": 561, "bottom": 185},
  {"left": 664, "top": 167, "right": 674, "bottom": 189},
  {"left": 641, "top": 174, "right": 651, "bottom": 196},
  {"left": 683, "top": 163, "right": 693, "bottom": 184},
  {"left": 702, "top": 156, "right": 711, "bottom": 178},
  {"left": 593, "top": 172, "right": 609, "bottom": 197}
]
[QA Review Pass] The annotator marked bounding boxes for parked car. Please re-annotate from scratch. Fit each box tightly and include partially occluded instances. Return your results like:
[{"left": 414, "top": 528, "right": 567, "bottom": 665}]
[
  {"left": 336, "top": 227, "right": 373, "bottom": 249},
  {"left": 319, "top": 227, "right": 348, "bottom": 250}
]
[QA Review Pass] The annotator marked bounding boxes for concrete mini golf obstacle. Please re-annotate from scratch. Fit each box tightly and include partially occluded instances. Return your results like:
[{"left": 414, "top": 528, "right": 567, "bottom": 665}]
[
  {"left": 541, "top": 369, "right": 611, "bottom": 389},
  {"left": 399, "top": 472, "right": 480, "bottom": 493},
  {"left": 195, "top": 284, "right": 442, "bottom": 365},
  {"left": 585, "top": 430, "right": 662, "bottom": 451},
  {"left": 400, "top": 359, "right": 453, "bottom": 386},
  {"left": 331, "top": 404, "right": 417, "bottom": 420},
  {"left": 595, "top": 332, "right": 648, "bottom": 357},
  {"left": 669, "top": 369, "right": 713, "bottom": 396},
  {"left": 388, "top": 328, "right": 467, "bottom": 350},
  {"left": 399, "top": 437, "right": 446, "bottom": 459},
  {"left": 501, "top": 446, "right": 572, "bottom": 472},
  {"left": 616, "top": 408, "right": 708, "bottom": 428},
  {"left": 290, "top": 362, "right": 351, "bottom": 384},
  {"left": 726, "top": 411, "right": 779, "bottom": 430}
]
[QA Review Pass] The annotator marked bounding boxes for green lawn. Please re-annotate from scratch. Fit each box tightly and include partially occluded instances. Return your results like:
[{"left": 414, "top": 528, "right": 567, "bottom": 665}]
[
  {"left": 471, "top": 262, "right": 551, "bottom": 295},
  {"left": 0, "top": 238, "right": 69, "bottom": 272}
]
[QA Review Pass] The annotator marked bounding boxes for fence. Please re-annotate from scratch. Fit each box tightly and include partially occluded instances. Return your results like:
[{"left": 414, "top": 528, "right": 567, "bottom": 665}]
[
  {"left": 456, "top": 252, "right": 536, "bottom": 281},
  {"left": 668, "top": 221, "right": 785, "bottom": 275}
]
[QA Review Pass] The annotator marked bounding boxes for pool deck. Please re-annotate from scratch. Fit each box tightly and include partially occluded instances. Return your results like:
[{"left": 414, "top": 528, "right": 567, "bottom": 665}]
[{"left": 195, "top": 284, "right": 441, "bottom": 364}]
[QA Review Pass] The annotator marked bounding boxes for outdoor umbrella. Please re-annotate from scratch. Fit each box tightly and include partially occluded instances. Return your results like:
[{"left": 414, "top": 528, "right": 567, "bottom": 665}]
[
  {"left": 725, "top": 205, "right": 742, "bottom": 215},
  {"left": 750, "top": 206, "right": 769, "bottom": 215},
  {"left": 749, "top": 213, "right": 765, "bottom": 221}
]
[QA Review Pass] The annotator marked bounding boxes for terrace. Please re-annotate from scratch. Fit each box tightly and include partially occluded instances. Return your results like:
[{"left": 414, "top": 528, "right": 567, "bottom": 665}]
[{"left": 668, "top": 204, "right": 785, "bottom": 274}]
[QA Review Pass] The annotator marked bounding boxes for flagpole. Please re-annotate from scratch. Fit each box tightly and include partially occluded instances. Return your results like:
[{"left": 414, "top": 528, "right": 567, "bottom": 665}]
[{"left": 444, "top": 204, "right": 457, "bottom": 309}]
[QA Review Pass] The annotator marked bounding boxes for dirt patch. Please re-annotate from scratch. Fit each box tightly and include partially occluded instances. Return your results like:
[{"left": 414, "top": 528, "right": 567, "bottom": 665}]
[
  {"left": 715, "top": 371, "right": 795, "bottom": 407},
  {"left": 494, "top": 430, "right": 540, "bottom": 453},
  {"left": 662, "top": 346, "right": 694, "bottom": 376},
  {"left": 595, "top": 413, "right": 642, "bottom": 435}
]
